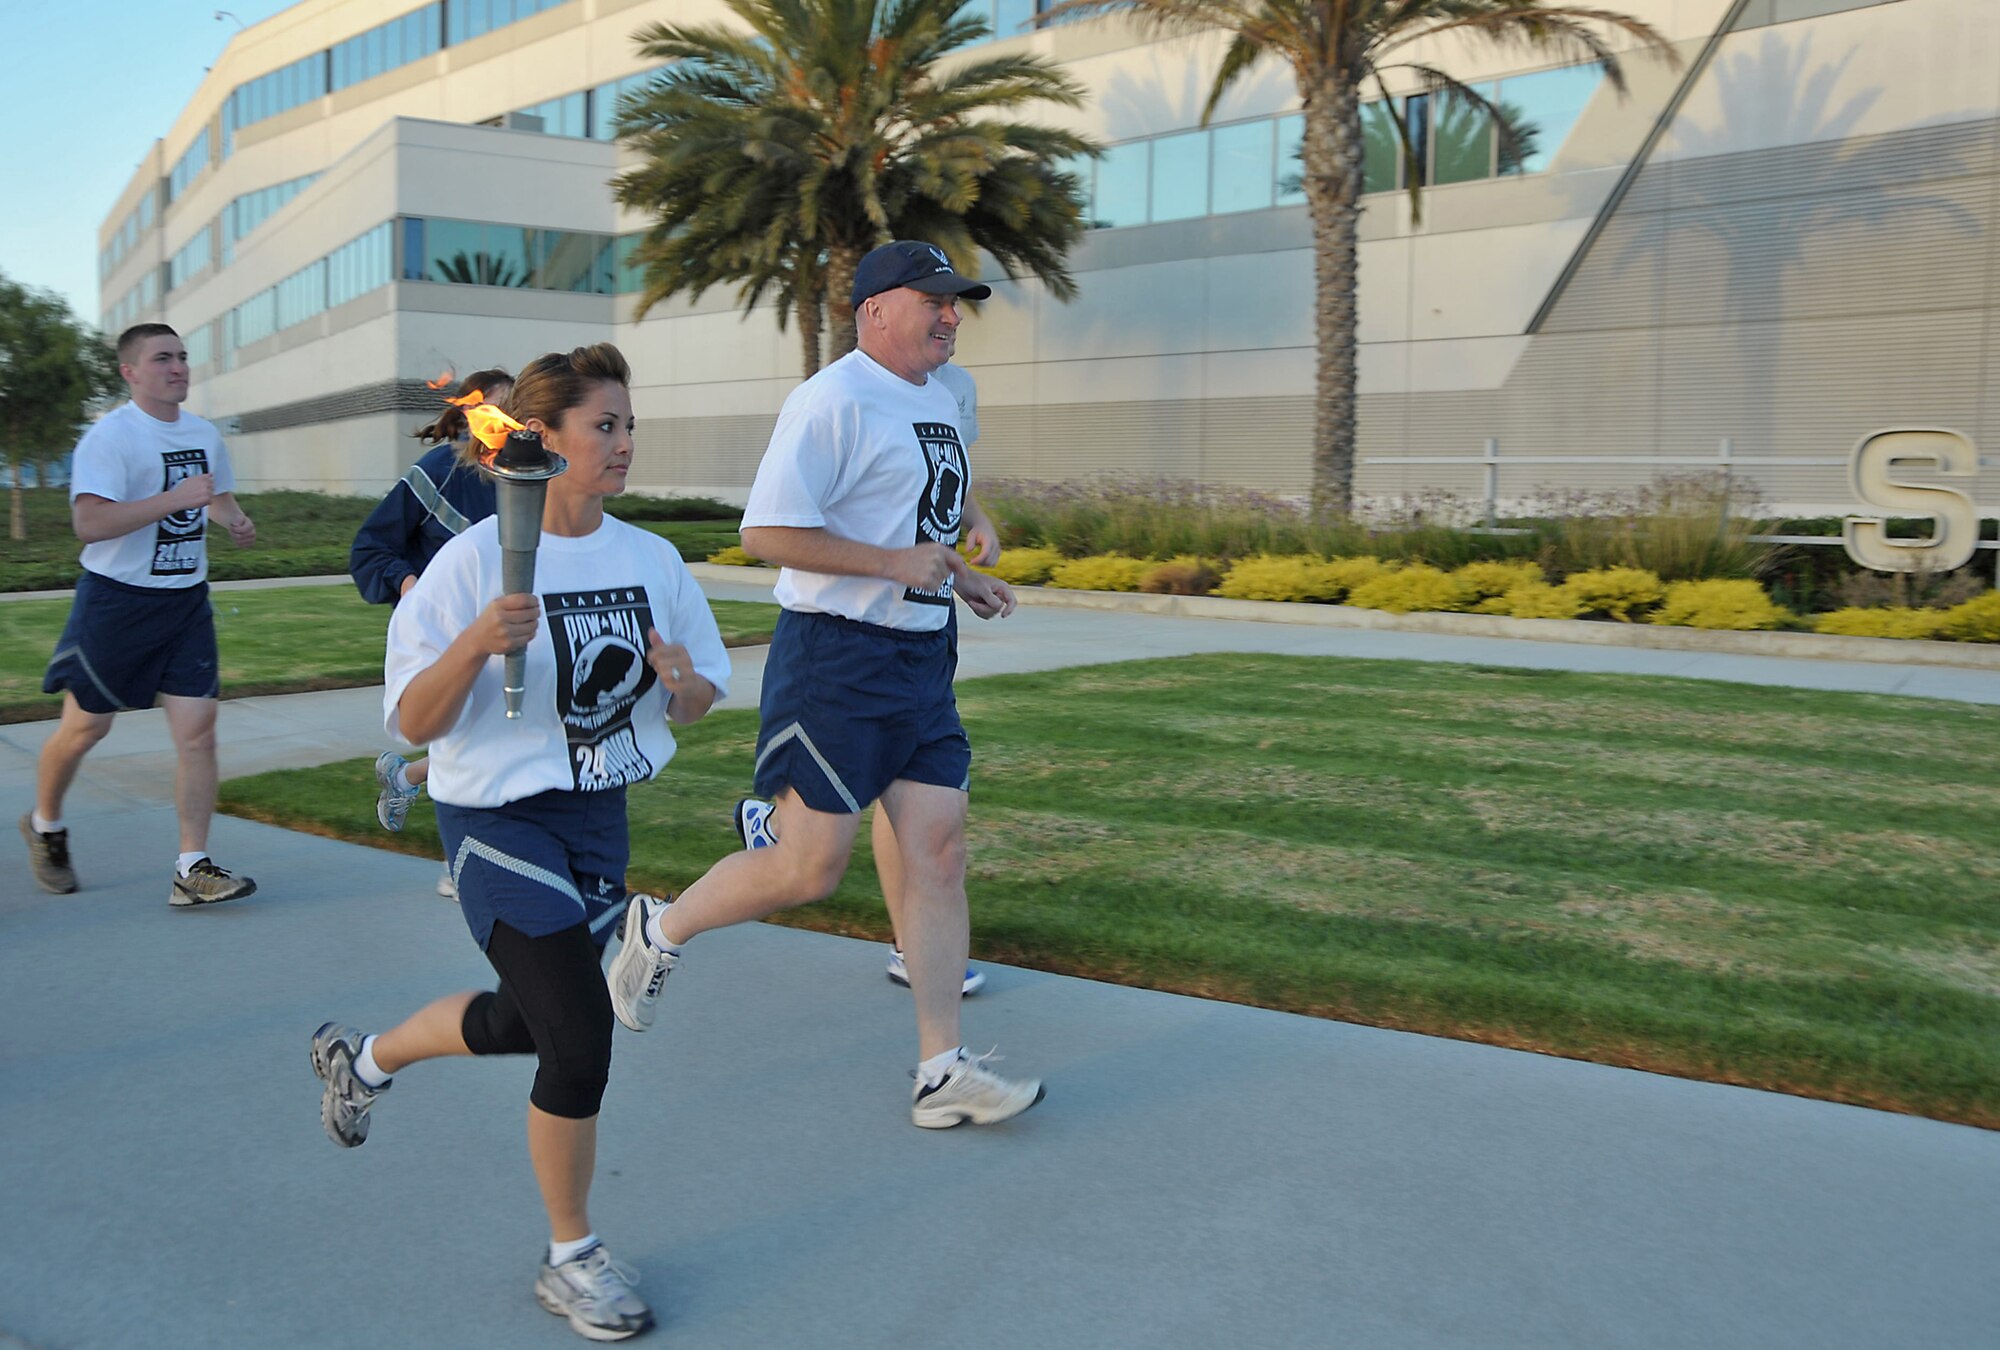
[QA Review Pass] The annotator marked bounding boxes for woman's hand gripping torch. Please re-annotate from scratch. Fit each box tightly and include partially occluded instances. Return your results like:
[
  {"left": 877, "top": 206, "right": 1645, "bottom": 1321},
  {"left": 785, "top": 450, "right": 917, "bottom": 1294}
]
[{"left": 457, "top": 394, "right": 568, "bottom": 718}]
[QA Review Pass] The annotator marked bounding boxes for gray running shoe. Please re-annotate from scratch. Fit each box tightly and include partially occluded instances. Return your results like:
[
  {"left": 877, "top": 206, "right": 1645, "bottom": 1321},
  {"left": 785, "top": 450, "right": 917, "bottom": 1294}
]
[
  {"left": 20, "top": 812, "right": 77, "bottom": 894},
  {"left": 170, "top": 858, "right": 257, "bottom": 907},
  {"left": 375, "top": 751, "right": 420, "bottom": 832},
  {"left": 912, "top": 1050, "right": 1045, "bottom": 1129},
  {"left": 309, "top": 1021, "right": 381, "bottom": 1148},
  {"left": 606, "top": 894, "right": 678, "bottom": 1033},
  {"left": 535, "top": 1243, "right": 654, "bottom": 1341}
]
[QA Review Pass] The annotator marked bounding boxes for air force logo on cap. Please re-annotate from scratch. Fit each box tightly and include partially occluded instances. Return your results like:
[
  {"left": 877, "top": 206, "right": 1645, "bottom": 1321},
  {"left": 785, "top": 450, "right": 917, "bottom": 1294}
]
[{"left": 852, "top": 240, "right": 994, "bottom": 306}]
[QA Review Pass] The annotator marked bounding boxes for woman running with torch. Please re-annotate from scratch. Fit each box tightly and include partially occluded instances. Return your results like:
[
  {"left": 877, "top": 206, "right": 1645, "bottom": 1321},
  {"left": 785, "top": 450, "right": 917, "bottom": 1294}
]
[{"left": 308, "top": 343, "right": 728, "bottom": 1341}]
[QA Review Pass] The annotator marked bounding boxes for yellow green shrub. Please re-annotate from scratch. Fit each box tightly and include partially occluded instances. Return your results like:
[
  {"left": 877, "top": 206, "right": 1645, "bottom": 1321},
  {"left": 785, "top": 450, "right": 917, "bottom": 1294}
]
[
  {"left": 706, "top": 544, "right": 764, "bottom": 568},
  {"left": 1498, "top": 581, "right": 1586, "bottom": 619},
  {"left": 1320, "top": 555, "right": 1395, "bottom": 598},
  {"left": 1139, "top": 555, "right": 1222, "bottom": 595},
  {"left": 1217, "top": 554, "right": 1366, "bottom": 602},
  {"left": 1346, "top": 564, "right": 1478, "bottom": 614},
  {"left": 1454, "top": 559, "right": 1545, "bottom": 600},
  {"left": 1561, "top": 566, "right": 1665, "bottom": 621},
  {"left": 1048, "top": 554, "right": 1151, "bottom": 592},
  {"left": 1937, "top": 590, "right": 2000, "bottom": 642},
  {"left": 1814, "top": 607, "right": 1948, "bottom": 640},
  {"left": 980, "top": 546, "right": 1064, "bottom": 586},
  {"left": 1648, "top": 579, "right": 1788, "bottom": 631}
]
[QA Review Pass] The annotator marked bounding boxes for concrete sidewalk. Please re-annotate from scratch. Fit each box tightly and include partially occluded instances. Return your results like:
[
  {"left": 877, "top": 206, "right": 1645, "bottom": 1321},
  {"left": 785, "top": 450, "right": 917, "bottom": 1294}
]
[{"left": 1, "top": 581, "right": 1995, "bottom": 1349}]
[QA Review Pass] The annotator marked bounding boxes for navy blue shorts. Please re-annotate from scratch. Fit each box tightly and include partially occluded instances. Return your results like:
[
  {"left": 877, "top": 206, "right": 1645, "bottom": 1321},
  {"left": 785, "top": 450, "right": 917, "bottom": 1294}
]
[
  {"left": 752, "top": 609, "right": 970, "bottom": 814},
  {"left": 434, "top": 787, "right": 630, "bottom": 951},
  {"left": 43, "top": 572, "right": 218, "bottom": 714}
]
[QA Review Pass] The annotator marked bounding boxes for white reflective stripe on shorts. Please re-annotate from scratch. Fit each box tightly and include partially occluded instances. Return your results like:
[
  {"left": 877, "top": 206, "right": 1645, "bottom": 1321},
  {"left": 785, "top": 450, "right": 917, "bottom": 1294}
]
[
  {"left": 46, "top": 644, "right": 132, "bottom": 712},
  {"left": 755, "top": 722, "right": 861, "bottom": 813},
  {"left": 589, "top": 903, "right": 626, "bottom": 936},
  {"left": 402, "top": 463, "right": 471, "bottom": 535},
  {"left": 452, "top": 836, "right": 583, "bottom": 911}
]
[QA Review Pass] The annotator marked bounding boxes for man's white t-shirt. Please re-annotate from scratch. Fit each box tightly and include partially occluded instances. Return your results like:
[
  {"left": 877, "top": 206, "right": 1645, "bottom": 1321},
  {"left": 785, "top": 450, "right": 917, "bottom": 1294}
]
[
  {"left": 741, "top": 350, "right": 971, "bottom": 632},
  {"left": 384, "top": 515, "right": 732, "bottom": 808},
  {"left": 932, "top": 362, "right": 979, "bottom": 445},
  {"left": 68, "top": 401, "right": 235, "bottom": 588}
]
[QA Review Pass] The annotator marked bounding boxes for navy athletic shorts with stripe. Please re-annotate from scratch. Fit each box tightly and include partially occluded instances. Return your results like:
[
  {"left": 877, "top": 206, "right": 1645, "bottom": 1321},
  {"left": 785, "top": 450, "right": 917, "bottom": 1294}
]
[
  {"left": 434, "top": 787, "right": 630, "bottom": 952},
  {"left": 42, "top": 571, "right": 218, "bottom": 714},
  {"left": 752, "top": 608, "right": 970, "bottom": 815}
]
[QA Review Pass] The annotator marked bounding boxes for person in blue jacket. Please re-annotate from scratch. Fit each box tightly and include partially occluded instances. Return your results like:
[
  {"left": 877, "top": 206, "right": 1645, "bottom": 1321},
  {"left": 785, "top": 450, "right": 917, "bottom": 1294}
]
[{"left": 350, "top": 368, "right": 510, "bottom": 896}]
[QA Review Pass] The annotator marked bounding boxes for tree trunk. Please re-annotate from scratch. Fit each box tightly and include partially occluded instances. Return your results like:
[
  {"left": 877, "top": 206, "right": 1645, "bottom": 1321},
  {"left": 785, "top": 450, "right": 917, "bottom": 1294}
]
[
  {"left": 824, "top": 244, "right": 864, "bottom": 362},
  {"left": 1302, "top": 68, "right": 1366, "bottom": 523},
  {"left": 800, "top": 285, "right": 824, "bottom": 378},
  {"left": 9, "top": 476, "right": 23, "bottom": 543}
]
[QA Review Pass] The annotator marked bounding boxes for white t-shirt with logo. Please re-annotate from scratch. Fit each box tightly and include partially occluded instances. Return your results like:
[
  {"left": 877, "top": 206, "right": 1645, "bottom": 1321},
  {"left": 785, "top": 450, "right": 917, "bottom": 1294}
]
[
  {"left": 741, "top": 349, "right": 970, "bottom": 632},
  {"left": 384, "top": 515, "right": 732, "bottom": 809},
  {"left": 932, "top": 362, "right": 979, "bottom": 445},
  {"left": 68, "top": 401, "right": 235, "bottom": 588}
]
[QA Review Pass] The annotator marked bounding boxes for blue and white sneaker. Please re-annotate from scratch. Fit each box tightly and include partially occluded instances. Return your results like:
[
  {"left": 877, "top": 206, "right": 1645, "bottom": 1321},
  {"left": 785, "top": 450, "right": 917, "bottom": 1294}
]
[
  {"left": 888, "top": 947, "right": 987, "bottom": 997},
  {"left": 374, "top": 751, "right": 421, "bottom": 832},
  {"left": 733, "top": 797, "right": 777, "bottom": 850}
]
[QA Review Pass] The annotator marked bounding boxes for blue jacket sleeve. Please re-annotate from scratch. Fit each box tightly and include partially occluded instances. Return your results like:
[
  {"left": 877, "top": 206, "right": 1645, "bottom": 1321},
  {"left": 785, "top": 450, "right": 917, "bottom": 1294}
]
[{"left": 350, "top": 476, "right": 428, "bottom": 605}]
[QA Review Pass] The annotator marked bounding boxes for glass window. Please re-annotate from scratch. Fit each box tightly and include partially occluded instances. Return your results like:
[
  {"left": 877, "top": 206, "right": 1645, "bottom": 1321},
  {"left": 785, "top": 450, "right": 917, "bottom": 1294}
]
[
  {"left": 1432, "top": 84, "right": 1495, "bottom": 185},
  {"left": 1149, "top": 130, "right": 1209, "bottom": 222},
  {"left": 424, "top": 218, "right": 487, "bottom": 283},
  {"left": 1496, "top": 64, "right": 1601, "bottom": 175},
  {"left": 1403, "top": 94, "right": 1431, "bottom": 187},
  {"left": 1094, "top": 141, "right": 1148, "bottom": 229},
  {"left": 1210, "top": 120, "right": 1273, "bottom": 215},
  {"left": 1362, "top": 101, "right": 1397, "bottom": 194},
  {"left": 402, "top": 217, "right": 427, "bottom": 280},
  {"left": 615, "top": 234, "right": 645, "bottom": 294},
  {"left": 537, "top": 230, "right": 612, "bottom": 293},
  {"left": 1275, "top": 114, "right": 1304, "bottom": 205}
]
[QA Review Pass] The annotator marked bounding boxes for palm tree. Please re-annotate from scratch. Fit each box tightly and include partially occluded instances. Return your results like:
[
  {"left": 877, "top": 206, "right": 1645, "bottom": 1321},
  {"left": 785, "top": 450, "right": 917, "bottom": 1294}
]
[
  {"left": 1041, "top": 0, "right": 1676, "bottom": 520},
  {"left": 613, "top": 0, "right": 1100, "bottom": 371}
]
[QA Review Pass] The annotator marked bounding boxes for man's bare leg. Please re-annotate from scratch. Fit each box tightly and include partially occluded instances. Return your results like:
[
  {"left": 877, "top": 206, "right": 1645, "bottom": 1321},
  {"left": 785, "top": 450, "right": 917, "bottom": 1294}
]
[
  {"left": 659, "top": 789, "right": 863, "bottom": 944},
  {"left": 35, "top": 693, "right": 113, "bottom": 823},
  {"left": 877, "top": 779, "right": 969, "bottom": 1061},
  {"left": 872, "top": 804, "right": 907, "bottom": 949},
  {"left": 161, "top": 694, "right": 218, "bottom": 855}
]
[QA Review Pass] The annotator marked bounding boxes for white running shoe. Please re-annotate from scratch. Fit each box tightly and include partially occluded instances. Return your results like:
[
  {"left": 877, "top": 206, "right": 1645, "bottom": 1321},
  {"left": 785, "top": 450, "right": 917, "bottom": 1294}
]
[
  {"left": 436, "top": 862, "right": 457, "bottom": 900},
  {"left": 374, "top": 751, "right": 421, "bottom": 832},
  {"left": 733, "top": 797, "right": 777, "bottom": 850},
  {"left": 309, "top": 1022, "right": 382, "bottom": 1148},
  {"left": 535, "top": 1243, "right": 653, "bottom": 1341},
  {"left": 886, "top": 947, "right": 987, "bottom": 996},
  {"left": 911, "top": 1049, "right": 1045, "bottom": 1129},
  {"left": 606, "top": 894, "right": 678, "bottom": 1033}
]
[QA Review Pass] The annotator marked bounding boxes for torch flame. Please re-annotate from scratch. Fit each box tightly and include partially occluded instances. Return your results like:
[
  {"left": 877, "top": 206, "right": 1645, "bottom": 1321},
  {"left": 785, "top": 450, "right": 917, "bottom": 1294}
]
[
  {"left": 425, "top": 367, "right": 457, "bottom": 390},
  {"left": 460, "top": 398, "right": 526, "bottom": 460}
]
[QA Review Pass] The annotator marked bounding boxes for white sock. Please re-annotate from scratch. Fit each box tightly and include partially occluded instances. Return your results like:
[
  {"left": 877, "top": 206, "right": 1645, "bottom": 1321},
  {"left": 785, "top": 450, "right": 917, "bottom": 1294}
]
[
  {"left": 643, "top": 899, "right": 682, "bottom": 954},
  {"left": 176, "top": 851, "right": 209, "bottom": 878},
  {"left": 353, "top": 1035, "right": 393, "bottom": 1090},
  {"left": 392, "top": 764, "right": 417, "bottom": 793},
  {"left": 549, "top": 1233, "right": 600, "bottom": 1266},
  {"left": 918, "top": 1046, "right": 965, "bottom": 1089},
  {"left": 31, "top": 812, "right": 62, "bottom": 835}
]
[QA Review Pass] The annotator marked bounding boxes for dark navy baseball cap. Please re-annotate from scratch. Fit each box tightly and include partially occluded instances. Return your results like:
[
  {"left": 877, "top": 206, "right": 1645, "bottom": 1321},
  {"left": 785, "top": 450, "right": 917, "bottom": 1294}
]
[{"left": 851, "top": 240, "right": 993, "bottom": 306}]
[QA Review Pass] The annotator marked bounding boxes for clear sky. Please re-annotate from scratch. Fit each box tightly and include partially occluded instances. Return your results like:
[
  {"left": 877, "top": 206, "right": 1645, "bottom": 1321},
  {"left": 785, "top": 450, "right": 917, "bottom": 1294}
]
[{"left": 3, "top": 0, "right": 298, "bottom": 325}]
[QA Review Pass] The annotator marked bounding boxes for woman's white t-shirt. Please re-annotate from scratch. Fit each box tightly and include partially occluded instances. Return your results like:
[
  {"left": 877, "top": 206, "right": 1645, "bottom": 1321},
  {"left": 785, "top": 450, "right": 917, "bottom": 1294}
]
[
  {"left": 384, "top": 515, "right": 731, "bottom": 808},
  {"left": 740, "top": 350, "right": 971, "bottom": 632},
  {"left": 68, "top": 402, "right": 235, "bottom": 587}
]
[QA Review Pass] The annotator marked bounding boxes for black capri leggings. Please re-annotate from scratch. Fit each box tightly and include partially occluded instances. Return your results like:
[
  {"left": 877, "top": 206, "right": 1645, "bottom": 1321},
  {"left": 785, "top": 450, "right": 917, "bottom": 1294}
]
[{"left": 460, "top": 920, "right": 614, "bottom": 1120}]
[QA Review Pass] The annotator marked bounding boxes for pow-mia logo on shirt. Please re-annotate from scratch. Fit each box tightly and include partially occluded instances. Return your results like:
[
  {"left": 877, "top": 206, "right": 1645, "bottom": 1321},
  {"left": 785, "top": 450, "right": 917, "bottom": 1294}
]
[
  {"left": 153, "top": 449, "right": 210, "bottom": 576},
  {"left": 545, "top": 586, "right": 659, "bottom": 790},
  {"left": 906, "top": 422, "right": 968, "bottom": 607}
]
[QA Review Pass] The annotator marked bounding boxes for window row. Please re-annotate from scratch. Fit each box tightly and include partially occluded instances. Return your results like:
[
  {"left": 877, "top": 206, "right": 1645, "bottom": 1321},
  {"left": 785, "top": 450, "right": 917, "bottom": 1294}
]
[
  {"left": 402, "top": 217, "right": 642, "bottom": 294},
  {"left": 1079, "top": 63, "right": 1602, "bottom": 230},
  {"left": 168, "top": 228, "right": 214, "bottom": 293},
  {"left": 101, "top": 270, "right": 161, "bottom": 337},
  {"left": 224, "top": 52, "right": 330, "bottom": 152},
  {"left": 223, "top": 174, "right": 323, "bottom": 265},
  {"left": 226, "top": 223, "right": 395, "bottom": 354},
  {"left": 332, "top": 5, "right": 444, "bottom": 93},
  {"left": 446, "top": 0, "right": 570, "bottom": 47},
  {"left": 167, "top": 130, "right": 211, "bottom": 205},
  {"left": 492, "top": 67, "right": 665, "bottom": 143},
  {"left": 100, "top": 192, "right": 156, "bottom": 280}
]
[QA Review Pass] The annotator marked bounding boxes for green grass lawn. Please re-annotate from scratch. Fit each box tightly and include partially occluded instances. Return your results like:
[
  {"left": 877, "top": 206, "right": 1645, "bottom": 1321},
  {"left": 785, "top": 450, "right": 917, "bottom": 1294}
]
[
  {"left": 0, "top": 586, "right": 776, "bottom": 721},
  {"left": 216, "top": 653, "right": 2000, "bottom": 1127},
  {"left": 1, "top": 488, "right": 742, "bottom": 590}
]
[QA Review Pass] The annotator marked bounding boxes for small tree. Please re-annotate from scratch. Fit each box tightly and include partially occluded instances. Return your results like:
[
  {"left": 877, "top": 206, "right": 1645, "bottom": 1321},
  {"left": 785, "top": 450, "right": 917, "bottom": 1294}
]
[
  {"left": 0, "top": 274, "right": 120, "bottom": 540},
  {"left": 613, "top": 0, "right": 1101, "bottom": 372}
]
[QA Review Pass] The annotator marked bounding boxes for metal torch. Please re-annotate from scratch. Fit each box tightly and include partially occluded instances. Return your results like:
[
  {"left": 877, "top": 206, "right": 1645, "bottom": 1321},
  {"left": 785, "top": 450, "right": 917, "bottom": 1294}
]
[{"left": 485, "top": 428, "right": 568, "bottom": 718}]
